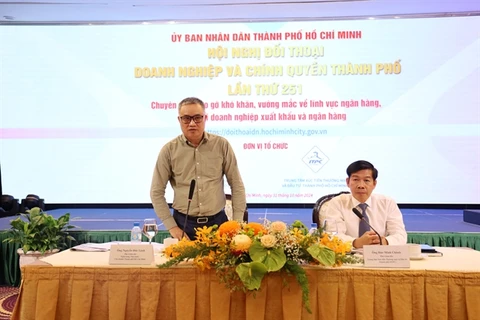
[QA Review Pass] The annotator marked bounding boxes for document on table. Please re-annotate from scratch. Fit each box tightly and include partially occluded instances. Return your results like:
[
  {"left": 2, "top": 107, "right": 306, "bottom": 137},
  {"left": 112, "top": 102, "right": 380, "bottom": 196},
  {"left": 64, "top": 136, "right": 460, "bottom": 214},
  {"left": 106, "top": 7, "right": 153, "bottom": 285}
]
[
  {"left": 71, "top": 241, "right": 165, "bottom": 252},
  {"left": 70, "top": 242, "right": 114, "bottom": 252}
]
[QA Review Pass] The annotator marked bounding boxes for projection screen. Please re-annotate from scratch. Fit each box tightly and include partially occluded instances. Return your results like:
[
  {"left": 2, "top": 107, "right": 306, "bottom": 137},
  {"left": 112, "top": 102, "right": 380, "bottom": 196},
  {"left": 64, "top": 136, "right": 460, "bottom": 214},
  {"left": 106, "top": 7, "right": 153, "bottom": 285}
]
[{"left": 1, "top": 16, "right": 479, "bottom": 204}]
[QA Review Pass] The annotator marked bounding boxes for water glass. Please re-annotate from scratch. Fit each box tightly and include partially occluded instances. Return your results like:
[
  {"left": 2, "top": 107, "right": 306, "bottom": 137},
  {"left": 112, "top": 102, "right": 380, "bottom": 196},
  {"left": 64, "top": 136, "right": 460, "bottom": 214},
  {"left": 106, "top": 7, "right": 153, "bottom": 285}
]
[
  {"left": 142, "top": 218, "right": 158, "bottom": 244},
  {"left": 322, "top": 219, "right": 338, "bottom": 237}
]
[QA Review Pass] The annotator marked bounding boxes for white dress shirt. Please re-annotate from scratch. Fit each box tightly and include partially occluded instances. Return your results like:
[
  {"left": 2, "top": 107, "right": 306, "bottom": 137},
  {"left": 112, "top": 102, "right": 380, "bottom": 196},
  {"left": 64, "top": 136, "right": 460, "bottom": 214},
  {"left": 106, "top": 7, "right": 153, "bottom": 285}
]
[{"left": 320, "top": 193, "right": 407, "bottom": 246}]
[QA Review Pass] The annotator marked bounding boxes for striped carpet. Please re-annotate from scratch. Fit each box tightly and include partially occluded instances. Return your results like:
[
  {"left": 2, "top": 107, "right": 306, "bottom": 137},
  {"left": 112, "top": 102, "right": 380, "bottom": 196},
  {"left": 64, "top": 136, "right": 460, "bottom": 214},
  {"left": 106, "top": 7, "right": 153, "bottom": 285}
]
[{"left": 0, "top": 286, "right": 18, "bottom": 320}]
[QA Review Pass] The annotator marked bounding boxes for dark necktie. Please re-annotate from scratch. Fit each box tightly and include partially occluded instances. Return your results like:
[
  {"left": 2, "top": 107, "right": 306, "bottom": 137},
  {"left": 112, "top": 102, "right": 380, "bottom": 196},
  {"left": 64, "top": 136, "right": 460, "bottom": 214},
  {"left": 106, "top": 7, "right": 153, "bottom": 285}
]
[{"left": 358, "top": 203, "right": 370, "bottom": 236}]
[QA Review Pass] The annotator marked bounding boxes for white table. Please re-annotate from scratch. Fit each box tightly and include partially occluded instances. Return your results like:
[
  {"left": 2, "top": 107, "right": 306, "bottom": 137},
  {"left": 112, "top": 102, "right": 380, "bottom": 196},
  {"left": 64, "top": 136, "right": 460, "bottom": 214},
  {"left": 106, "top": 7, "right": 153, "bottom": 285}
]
[{"left": 12, "top": 247, "right": 480, "bottom": 320}]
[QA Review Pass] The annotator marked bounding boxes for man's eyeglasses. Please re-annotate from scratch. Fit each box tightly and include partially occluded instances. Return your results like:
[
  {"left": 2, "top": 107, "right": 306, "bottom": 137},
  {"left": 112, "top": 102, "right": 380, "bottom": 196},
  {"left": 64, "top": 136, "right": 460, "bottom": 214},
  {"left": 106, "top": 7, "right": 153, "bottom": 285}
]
[{"left": 179, "top": 115, "right": 204, "bottom": 124}]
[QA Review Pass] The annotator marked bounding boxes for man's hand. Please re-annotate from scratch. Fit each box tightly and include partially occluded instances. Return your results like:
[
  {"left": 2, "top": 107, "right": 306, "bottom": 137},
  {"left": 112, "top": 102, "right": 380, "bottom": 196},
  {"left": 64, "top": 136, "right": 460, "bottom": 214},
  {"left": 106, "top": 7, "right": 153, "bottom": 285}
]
[
  {"left": 169, "top": 226, "right": 189, "bottom": 240},
  {"left": 353, "top": 231, "right": 381, "bottom": 248}
]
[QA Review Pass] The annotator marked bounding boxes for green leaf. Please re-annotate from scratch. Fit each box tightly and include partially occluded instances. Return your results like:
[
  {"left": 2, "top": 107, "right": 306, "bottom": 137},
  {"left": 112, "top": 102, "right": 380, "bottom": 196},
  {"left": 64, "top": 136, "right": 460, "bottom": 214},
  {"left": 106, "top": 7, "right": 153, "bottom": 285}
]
[
  {"left": 248, "top": 241, "right": 286, "bottom": 272},
  {"left": 292, "top": 220, "right": 306, "bottom": 229},
  {"left": 263, "top": 248, "right": 286, "bottom": 272},
  {"left": 29, "top": 207, "right": 42, "bottom": 215},
  {"left": 249, "top": 241, "right": 268, "bottom": 261},
  {"left": 292, "top": 220, "right": 308, "bottom": 235},
  {"left": 3, "top": 208, "right": 75, "bottom": 253},
  {"left": 249, "top": 241, "right": 286, "bottom": 272},
  {"left": 307, "top": 244, "right": 336, "bottom": 266},
  {"left": 236, "top": 261, "right": 268, "bottom": 290}
]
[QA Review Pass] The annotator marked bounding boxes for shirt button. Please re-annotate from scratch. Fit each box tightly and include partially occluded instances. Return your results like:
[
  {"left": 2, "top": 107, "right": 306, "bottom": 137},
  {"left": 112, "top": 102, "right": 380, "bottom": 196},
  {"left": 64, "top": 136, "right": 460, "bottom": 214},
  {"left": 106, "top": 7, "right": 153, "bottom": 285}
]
[
  {"left": 199, "top": 189, "right": 202, "bottom": 191},
  {"left": 199, "top": 203, "right": 202, "bottom": 206}
]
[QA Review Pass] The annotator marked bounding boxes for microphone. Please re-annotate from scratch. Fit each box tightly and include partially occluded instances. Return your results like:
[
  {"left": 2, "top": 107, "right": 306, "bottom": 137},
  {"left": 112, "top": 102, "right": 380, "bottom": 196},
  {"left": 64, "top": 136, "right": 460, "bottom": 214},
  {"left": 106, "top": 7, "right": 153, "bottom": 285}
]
[
  {"left": 352, "top": 208, "right": 383, "bottom": 246},
  {"left": 181, "top": 179, "right": 196, "bottom": 239}
]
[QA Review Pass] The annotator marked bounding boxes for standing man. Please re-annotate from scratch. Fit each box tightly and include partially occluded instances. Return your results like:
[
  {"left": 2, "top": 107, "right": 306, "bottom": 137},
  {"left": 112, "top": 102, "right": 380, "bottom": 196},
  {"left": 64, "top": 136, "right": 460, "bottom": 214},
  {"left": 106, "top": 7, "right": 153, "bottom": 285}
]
[
  {"left": 150, "top": 97, "right": 246, "bottom": 240},
  {"left": 322, "top": 160, "right": 407, "bottom": 248}
]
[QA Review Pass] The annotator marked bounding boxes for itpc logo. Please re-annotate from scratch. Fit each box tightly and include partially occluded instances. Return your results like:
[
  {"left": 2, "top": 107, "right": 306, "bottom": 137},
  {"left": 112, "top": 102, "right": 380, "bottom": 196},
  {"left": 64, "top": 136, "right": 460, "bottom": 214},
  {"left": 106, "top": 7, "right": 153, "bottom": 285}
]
[{"left": 302, "top": 146, "right": 329, "bottom": 173}]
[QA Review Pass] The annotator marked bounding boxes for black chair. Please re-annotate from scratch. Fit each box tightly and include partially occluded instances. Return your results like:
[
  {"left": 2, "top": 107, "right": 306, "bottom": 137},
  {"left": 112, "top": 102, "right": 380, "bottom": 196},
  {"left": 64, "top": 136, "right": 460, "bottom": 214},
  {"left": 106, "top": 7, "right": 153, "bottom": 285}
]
[
  {"left": 312, "top": 191, "right": 350, "bottom": 226},
  {"left": 20, "top": 194, "right": 45, "bottom": 213},
  {"left": 225, "top": 194, "right": 248, "bottom": 222},
  {"left": 0, "top": 194, "right": 20, "bottom": 217}
]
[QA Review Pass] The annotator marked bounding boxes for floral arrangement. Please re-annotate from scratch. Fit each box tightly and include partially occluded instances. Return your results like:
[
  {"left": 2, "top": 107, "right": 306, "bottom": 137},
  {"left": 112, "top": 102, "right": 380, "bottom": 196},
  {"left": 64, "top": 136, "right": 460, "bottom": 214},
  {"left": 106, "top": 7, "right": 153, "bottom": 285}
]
[{"left": 158, "top": 220, "right": 361, "bottom": 312}]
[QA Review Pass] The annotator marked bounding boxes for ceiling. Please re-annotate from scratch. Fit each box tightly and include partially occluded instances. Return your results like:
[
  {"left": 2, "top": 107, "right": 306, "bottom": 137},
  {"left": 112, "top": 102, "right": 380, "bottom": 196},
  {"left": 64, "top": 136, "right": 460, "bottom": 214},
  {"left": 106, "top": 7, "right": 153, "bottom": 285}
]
[{"left": 0, "top": 0, "right": 479, "bottom": 24}]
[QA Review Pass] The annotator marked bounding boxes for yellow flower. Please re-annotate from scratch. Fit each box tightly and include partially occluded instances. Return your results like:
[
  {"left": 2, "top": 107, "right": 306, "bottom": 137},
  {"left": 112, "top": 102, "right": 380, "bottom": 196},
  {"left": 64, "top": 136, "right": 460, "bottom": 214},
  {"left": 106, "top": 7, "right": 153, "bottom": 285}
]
[
  {"left": 290, "top": 227, "right": 305, "bottom": 240},
  {"left": 195, "top": 225, "right": 215, "bottom": 245},
  {"left": 260, "top": 234, "right": 277, "bottom": 248},
  {"left": 231, "top": 234, "right": 252, "bottom": 252},
  {"left": 195, "top": 225, "right": 214, "bottom": 237},
  {"left": 194, "top": 250, "right": 216, "bottom": 271},
  {"left": 164, "top": 238, "right": 195, "bottom": 258},
  {"left": 319, "top": 234, "right": 353, "bottom": 255}
]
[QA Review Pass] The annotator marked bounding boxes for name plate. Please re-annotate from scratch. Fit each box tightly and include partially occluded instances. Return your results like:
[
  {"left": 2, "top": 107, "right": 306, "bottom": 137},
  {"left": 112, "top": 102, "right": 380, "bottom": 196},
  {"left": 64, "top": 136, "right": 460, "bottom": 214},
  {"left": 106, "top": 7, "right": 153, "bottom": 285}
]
[
  {"left": 109, "top": 244, "right": 154, "bottom": 265},
  {"left": 363, "top": 245, "right": 410, "bottom": 268}
]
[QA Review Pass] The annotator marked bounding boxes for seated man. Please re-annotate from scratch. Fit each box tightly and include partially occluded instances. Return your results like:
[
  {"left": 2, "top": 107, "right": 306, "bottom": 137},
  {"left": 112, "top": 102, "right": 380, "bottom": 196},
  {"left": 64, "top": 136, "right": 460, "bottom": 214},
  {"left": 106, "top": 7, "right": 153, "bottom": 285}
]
[{"left": 323, "top": 160, "right": 407, "bottom": 248}]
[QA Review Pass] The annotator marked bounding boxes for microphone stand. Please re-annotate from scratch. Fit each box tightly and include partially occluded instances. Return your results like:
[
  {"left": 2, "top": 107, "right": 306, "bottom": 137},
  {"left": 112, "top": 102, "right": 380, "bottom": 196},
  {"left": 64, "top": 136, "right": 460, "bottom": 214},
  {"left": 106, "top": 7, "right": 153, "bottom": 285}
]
[
  {"left": 181, "top": 199, "right": 192, "bottom": 240},
  {"left": 181, "top": 179, "right": 196, "bottom": 239}
]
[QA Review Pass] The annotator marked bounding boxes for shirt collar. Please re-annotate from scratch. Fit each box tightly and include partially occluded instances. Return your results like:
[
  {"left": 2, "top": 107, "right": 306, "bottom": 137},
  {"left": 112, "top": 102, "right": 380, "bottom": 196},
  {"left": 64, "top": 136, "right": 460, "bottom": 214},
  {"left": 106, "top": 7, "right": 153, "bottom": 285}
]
[
  {"left": 352, "top": 195, "right": 372, "bottom": 208},
  {"left": 182, "top": 132, "right": 209, "bottom": 146}
]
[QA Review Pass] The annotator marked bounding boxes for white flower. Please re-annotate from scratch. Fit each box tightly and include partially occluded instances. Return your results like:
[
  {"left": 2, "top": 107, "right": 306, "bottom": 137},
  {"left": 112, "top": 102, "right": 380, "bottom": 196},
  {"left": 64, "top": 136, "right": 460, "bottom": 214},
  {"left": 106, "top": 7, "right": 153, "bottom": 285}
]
[
  {"left": 260, "top": 234, "right": 277, "bottom": 248},
  {"left": 232, "top": 234, "right": 252, "bottom": 252},
  {"left": 270, "top": 221, "right": 287, "bottom": 233}
]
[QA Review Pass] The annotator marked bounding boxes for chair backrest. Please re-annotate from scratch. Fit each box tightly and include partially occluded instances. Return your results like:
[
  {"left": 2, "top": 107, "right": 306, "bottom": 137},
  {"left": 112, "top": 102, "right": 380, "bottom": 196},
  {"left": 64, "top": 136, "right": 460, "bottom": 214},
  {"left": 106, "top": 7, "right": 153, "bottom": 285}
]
[
  {"left": 225, "top": 194, "right": 248, "bottom": 222},
  {"left": 312, "top": 191, "right": 350, "bottom": 226},
  {"left": 20, "top": 194, "right": 45, "bottom": 213},
  {"left": 0, "top": 194, "right": 20, "bottom": 217}
]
